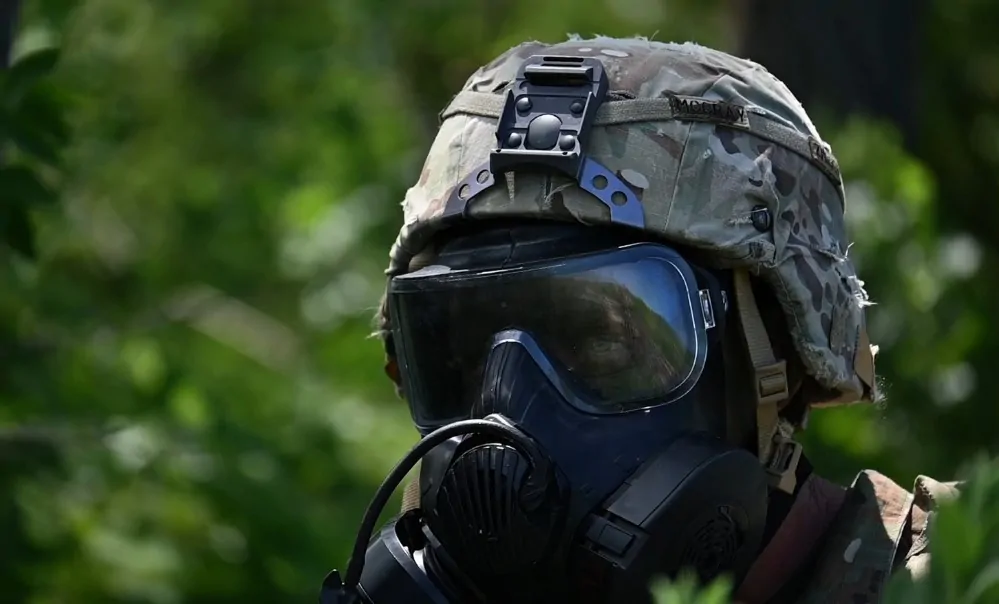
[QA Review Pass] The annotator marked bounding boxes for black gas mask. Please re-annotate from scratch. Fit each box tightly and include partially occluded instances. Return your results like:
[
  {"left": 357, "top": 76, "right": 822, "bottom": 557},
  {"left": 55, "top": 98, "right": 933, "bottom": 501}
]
[
  {"left": 319, "top": 54, "right": 798, "bottom": 604},
  {"left": 319, "top": 226, "right": 773, "bottom": 604}
]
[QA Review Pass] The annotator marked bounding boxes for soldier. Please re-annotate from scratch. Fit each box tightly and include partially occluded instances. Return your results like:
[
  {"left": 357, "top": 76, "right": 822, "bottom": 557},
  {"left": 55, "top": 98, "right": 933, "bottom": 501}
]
[{"left": 323, "top": 38, "right": 961, "bottom": 604}]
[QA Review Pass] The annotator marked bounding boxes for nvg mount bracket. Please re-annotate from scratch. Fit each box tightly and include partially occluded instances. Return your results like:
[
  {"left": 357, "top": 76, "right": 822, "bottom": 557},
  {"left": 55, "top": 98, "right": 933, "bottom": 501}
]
[{"left": 439, "top": 55, "right": 645, "bottom": 229}]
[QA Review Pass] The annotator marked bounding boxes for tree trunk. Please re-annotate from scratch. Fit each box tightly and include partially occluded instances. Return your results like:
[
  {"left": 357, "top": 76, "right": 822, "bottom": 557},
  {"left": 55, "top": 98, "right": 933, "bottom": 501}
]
[
  {"left": 734, "top": 0, "right": 928, "bottom": 151},
  {"left": 0, "top": 0, "right": 20, "bottom": 67}
]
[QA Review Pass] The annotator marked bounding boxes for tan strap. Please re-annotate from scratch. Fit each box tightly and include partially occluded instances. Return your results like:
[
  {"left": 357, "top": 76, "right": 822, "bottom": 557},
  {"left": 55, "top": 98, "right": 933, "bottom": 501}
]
[
  {"left": 732, "top": 269, "right": 800, "bottom": 494},
  {"left": 855, "top": 325, "right": 877, "bottom": 394},
  {"left": 439, "top": 91, "right": 843, "bottom": 187},
  {"left": 401, "top": 462, "right": 422, "bottom": 512}
]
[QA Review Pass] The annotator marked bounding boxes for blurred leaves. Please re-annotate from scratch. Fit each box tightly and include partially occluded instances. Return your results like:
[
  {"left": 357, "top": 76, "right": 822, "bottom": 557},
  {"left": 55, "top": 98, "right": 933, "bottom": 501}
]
[
  {"left": 0, "top": 0, "right": 998, "bottom": 603},
  {"left": 0, "top": 45, "right": 63, "bottom": 259},
  {"left": 1, "top": 48, "right": 67, "bottom": 168},
  {"left": 0, "top": 164, "right": 56, "bottom": 203},
  {"left": 883, "top": 458, "right": 999, "bottom": 604},
  {"left": 650, "top": 574, "right": 733, "bottom": 604}
]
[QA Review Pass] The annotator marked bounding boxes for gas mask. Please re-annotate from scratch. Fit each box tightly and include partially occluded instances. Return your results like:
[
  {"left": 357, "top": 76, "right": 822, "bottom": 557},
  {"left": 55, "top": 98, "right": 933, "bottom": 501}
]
[
  {"left": 320, "top": 54, "right": 801, "bottom": 604},
  {"left": 320, "top": 226, "right": 773, "bottom": 604}
]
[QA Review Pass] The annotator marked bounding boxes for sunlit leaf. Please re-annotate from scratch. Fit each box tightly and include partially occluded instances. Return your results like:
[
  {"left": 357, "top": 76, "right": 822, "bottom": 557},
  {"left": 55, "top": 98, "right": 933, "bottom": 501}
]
[{"left": 1, "top": 47, "right": 60, "bottom": 107}]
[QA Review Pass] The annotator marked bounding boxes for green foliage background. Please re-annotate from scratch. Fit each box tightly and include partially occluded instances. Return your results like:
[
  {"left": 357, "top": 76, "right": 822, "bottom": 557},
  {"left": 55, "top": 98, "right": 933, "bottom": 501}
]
[{"left": 2, "top": 1, "right": 998, "bottom": 602}]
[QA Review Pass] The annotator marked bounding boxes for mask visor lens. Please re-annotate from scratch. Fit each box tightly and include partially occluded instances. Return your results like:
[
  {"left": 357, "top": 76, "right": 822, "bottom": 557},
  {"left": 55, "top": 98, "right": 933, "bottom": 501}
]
[{"left": 388, "top": 244, "right": 709, "bottom": 429}]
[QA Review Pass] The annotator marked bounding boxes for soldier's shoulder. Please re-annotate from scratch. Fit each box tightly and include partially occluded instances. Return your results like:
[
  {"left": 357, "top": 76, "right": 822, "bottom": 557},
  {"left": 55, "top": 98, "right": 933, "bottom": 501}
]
[
  {"left": 793, "top": 469, "right": 962, "bottom": 604},
  {"left": 896, "top": 473, "right": 962, "bottom": 581}
]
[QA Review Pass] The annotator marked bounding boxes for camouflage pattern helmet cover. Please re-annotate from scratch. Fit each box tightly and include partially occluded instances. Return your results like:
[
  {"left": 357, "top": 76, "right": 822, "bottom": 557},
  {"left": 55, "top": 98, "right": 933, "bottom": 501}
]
[{"left": 386, "top": 37, "right": 878, "bottom": 409}]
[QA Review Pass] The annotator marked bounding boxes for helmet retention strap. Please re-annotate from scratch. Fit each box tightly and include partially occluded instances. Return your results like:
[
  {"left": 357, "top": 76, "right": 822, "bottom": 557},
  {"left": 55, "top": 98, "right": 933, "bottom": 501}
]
[{"left": 733, "top": 269, "right": 801, "bottom": 495}]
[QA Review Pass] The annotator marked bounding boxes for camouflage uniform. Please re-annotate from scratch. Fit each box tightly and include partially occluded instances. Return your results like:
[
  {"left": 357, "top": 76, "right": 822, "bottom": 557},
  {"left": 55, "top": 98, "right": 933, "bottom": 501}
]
[
  {"left": 378, "top": 37, "right": 959, "bottom": 603},
  {"left": 789, "top": 471, "right": 960, "bottom": 603}
]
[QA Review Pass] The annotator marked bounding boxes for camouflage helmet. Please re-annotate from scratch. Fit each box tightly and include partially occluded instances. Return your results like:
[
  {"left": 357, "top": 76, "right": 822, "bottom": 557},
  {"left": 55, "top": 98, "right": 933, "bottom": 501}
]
[{"left": 381, "top": 37, "right": 878, "bottom": 469}]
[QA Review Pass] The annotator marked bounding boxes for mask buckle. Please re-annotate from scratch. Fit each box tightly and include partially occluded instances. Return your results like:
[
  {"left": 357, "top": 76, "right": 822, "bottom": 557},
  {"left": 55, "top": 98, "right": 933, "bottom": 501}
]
[
  {"left": 753, "top": 359, "right": 799, "bottom": 494},
  {"left": 765, "top": 433, "right": 803, "bottom": 494},
  {"left": 755, "top": 360, "right": 789, "bottom": 406}
]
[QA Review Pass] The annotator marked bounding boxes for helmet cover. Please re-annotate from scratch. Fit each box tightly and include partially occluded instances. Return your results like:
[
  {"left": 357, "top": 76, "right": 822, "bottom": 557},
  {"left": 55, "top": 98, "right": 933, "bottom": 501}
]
[{"left": 385, "top": 37, "right": 878, "bottom": 409}]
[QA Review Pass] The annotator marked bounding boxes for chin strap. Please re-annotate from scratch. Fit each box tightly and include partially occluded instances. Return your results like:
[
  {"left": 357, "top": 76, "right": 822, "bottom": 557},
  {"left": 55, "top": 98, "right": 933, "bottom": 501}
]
[{"left": 732, "top": 269, "right": 802, "bottom": 495}]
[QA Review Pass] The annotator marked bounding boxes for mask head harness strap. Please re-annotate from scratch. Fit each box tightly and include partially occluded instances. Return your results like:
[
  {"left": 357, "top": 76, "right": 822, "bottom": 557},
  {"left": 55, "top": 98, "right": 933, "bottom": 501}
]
[
  {"left": 437, "top": 55, "right": 645, "bottom": 230},
  {"left": 733, "top": 269, "right": 802, "bottom": 495}
]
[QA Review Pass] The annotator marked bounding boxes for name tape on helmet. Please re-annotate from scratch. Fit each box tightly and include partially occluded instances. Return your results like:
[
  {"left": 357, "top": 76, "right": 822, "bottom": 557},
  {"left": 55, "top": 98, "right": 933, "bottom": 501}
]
[{"left": 667, "top": 94, "right": 750, "bottom": 130}]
